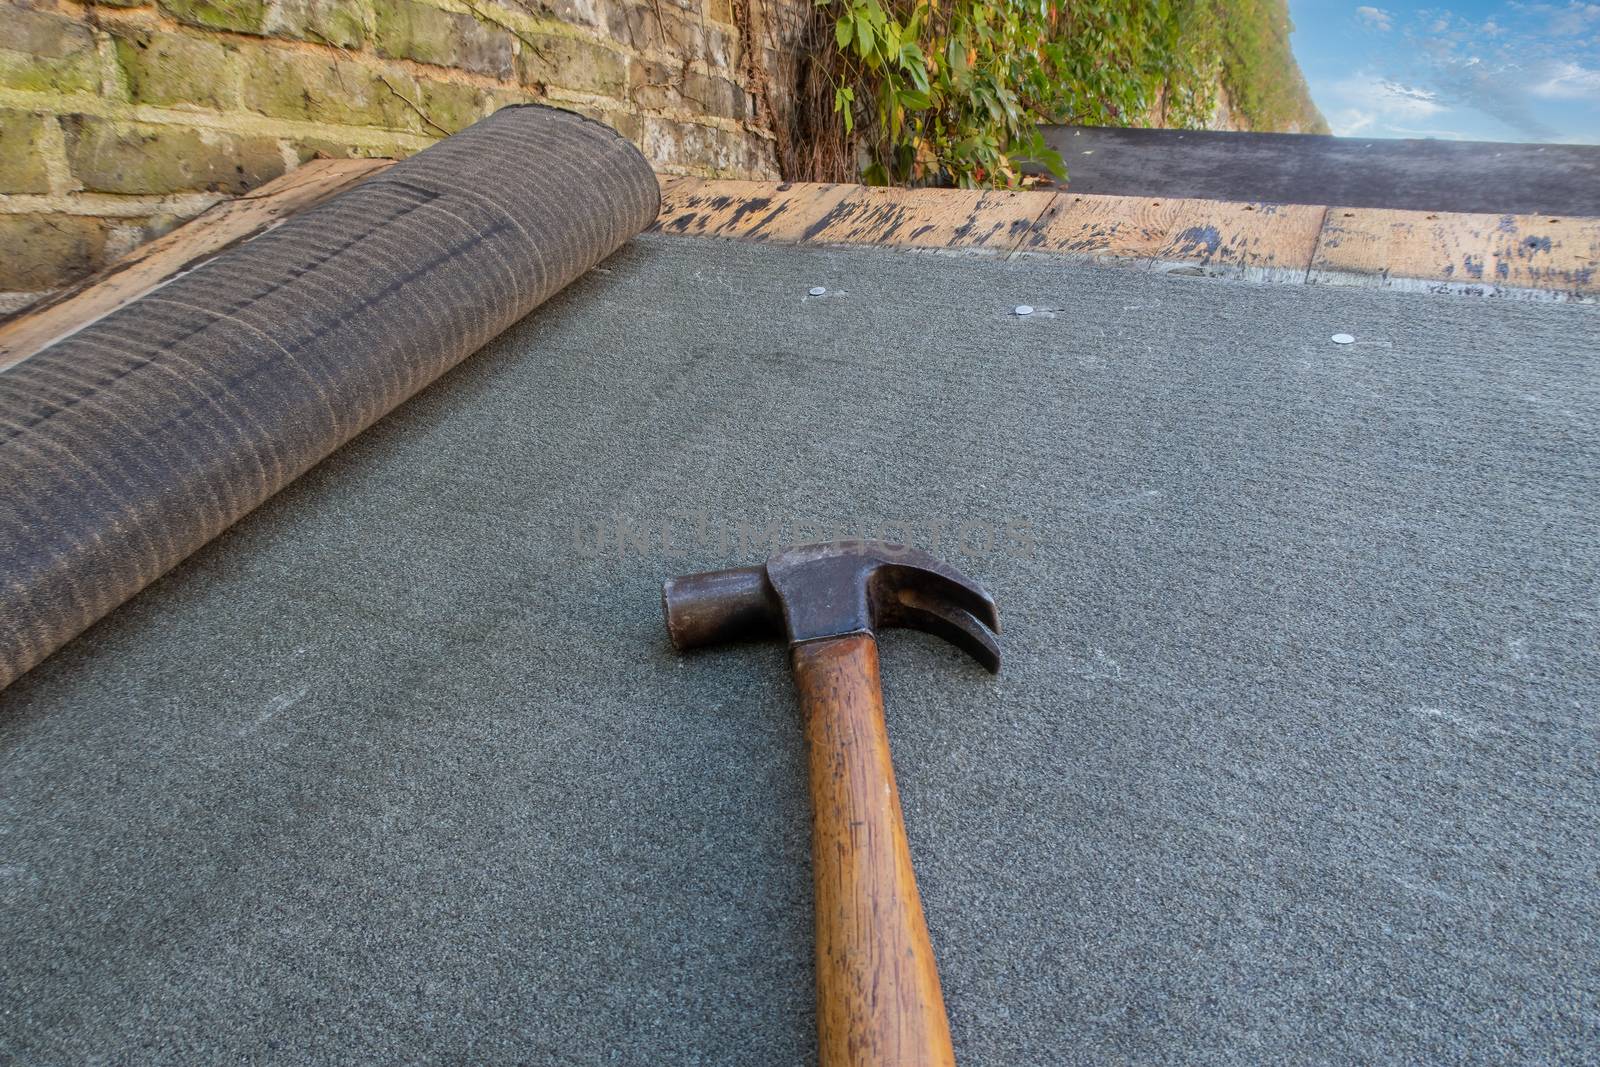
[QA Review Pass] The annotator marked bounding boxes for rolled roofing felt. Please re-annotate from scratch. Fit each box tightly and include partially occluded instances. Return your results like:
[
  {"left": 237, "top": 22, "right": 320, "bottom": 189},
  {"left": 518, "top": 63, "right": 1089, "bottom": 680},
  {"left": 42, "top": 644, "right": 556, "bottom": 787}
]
[{"left": 0, "top": 106, "right": 660, "bottom": 690}]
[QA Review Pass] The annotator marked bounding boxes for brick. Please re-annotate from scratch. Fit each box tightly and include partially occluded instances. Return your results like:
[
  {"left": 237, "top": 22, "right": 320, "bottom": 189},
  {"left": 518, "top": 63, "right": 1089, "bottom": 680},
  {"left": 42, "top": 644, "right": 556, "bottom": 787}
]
[
  {"left": 372, "top": 0, "right": 514, "bottom": 78},
  {"left": 641, "top": 114, "right": 771, "bottom": 177},
  {"left": 2, "top": 7, "right": 96, "bottom": 61},
  {"left": 0, "top": 110, "right": 53, "bottom": 194},
  {"left": 500, "top": 0, "right": 603, "bottom": 30},
  {"left": 0, "top": 8, "right": 98, "bottom": 94},
  {"left": 628, "top": 58, "right": 679, "bottom": 111},
  {"left": 603, "top": 2, "right": 662, "bottom": 53},
  {"left": 266, "top": 0, "right": 367, "bottom": 48},
  {"left": 406, "top": 81, "right": 544, "bottom": 137},
  {"left": 0, "top": 214, "right": 108, "bottom": 290},
  {"left": 242, "top": 50, "right": 421, "bottom": 131},
  {"left": 139, "top": 212, "right": 186, "bottom": 243},
  {"left": 577, "top": 105, "right": 643, "bottom": 144},
  {"left": 416, "top": 79, "right": 487, "bottom": 134},
  {"left": 113, "top": 30, "right": 239, "bottom": 110},
  {"left": 159, "top": 0, "right": 270, "bottom": 35},
  {"left": 629, "top": 59, "right": 745, "bottom": 118},
  {"left": 63, "top": 115, "right": 286, "bottom": 194},
  {"left": 684, "top": 71, "right": 746, "bottom": 120},
  {"left": 516, "top": 34, "right": 626, "bottom": 98},
  {"left": 104, "top": 218, "right": 156, "bottom": 262},
  {"left": 480, "top": 85, "right": 541, "bottom": 113},
  {"left": 605, "top": 2, "right": 738, "bottom": 68},
  {"left": 700, "top": 18, "right": 739, "bottom": 68},
  {"left": 607, "top": 109, "right": 645, "bottom": 144},
  {"left": 292, "top": 134, "right": 424, "bottom": 160}
]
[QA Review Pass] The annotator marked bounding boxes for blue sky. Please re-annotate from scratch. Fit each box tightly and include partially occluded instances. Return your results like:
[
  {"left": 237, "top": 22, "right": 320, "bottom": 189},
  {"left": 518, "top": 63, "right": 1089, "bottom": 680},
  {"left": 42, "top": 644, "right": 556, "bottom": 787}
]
[{"left": 1287, "top": 1, "right": 1600, "bottom": 141}]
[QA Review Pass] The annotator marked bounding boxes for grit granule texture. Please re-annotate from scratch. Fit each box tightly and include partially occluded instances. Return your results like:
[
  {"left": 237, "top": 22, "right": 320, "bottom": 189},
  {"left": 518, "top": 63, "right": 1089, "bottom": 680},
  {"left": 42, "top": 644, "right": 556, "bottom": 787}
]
[{"left": 2, "top": 235, "right": 1596, "bottom": 1064}]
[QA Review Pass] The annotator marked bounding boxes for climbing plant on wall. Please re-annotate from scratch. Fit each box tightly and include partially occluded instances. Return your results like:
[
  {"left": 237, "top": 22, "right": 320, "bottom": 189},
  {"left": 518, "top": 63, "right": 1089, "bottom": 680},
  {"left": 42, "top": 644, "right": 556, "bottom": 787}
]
[{"left": 814, "top": 0, "right": 1227, "bottom": 188}]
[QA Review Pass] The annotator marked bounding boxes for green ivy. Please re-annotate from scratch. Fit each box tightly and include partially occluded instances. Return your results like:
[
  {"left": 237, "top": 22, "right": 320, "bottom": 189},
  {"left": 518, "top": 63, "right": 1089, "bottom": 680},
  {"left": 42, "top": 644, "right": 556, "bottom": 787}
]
[
  {"left": 818, "top": 0, "right": 1310, "bottom": 188},
  {"left": 1210, "top": 0, "right": 1329, "bottom": 133}
]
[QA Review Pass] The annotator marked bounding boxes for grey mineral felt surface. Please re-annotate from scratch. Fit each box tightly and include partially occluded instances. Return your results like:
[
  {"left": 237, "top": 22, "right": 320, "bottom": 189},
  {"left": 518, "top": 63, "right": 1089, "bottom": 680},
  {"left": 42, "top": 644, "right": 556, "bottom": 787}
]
[{"left": 2, "top": 236, "right": 1597, "bottom": 1064}]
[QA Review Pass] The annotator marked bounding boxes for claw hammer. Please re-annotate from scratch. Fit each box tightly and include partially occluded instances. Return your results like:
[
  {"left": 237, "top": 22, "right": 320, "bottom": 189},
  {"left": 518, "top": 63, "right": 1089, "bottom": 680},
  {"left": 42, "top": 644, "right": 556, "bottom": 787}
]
[{"left": 662, "top": 541, "right": 1001, "bottom": 1067}]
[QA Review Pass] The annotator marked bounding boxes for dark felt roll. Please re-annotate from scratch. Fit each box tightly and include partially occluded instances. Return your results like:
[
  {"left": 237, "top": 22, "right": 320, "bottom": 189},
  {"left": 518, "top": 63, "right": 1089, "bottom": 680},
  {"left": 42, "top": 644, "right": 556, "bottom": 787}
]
[{"left": 0, "top": 106, "right": 660, "bottom": 689}]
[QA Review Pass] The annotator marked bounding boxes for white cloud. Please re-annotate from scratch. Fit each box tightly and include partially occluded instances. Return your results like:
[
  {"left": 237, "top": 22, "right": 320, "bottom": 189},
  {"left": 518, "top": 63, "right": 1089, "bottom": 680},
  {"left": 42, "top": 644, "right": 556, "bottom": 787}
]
[
  {"left": 1331, "top": 109, "right": 1377, "bottom": 135},
  {"left": 1311, "top": 5, "right": 1594, "bottom": 143},
  {"left": 1383, "top": 123, "right": 1475, "bottom": 139},
  {"left": 1548, "top": 1, "right": 1600, "bottom": 35},
  {"left": 1532, "top": 61, "right": 1600, "bottom": 97},
  {"left": 1429, "top": 57, "right": 1561, "bottom": 140},
  {"left": 1334, "top": 74, "right": 1447, "bottom": 116},
  {"left": 1320, "top": 74, "right": 1470, "bottom": 139},
  {"left": 1356, "top": 5, "right": 1394, "bottom": 30},
  {"left": 1383, "top": 81, "right": 1443, "bottom": 107}
]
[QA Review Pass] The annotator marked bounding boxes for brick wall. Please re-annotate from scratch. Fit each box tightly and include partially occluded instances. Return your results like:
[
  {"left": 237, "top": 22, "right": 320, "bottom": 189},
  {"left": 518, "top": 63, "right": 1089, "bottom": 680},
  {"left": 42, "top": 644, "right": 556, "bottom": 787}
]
[{"left": 0, "top": 0, "right": 804, "bottom": 308}]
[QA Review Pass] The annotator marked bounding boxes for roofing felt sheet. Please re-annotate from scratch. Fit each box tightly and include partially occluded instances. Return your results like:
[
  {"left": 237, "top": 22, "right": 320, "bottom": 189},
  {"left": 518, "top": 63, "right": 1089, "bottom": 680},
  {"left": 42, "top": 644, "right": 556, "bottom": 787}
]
[
  {"left": 2, "top": 235, "right": 1598, "bottom": 1063},
  {"left": 0, "top": 106, "right": 659, "bottom": 690}
]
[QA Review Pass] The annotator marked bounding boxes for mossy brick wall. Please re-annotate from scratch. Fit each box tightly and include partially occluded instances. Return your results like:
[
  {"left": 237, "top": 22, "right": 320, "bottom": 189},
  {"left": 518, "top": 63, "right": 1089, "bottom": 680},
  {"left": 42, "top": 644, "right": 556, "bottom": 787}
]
[{"left": 0, "top": 0, "right": 801, "bottom": 303}]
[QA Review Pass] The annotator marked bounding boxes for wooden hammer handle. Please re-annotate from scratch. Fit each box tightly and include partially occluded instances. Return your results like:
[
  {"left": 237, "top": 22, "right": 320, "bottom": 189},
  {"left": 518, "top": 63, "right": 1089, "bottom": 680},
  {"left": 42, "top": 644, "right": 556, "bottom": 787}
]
[{"left": 792, "top": 633, "right": 956, "bottom": 1067}]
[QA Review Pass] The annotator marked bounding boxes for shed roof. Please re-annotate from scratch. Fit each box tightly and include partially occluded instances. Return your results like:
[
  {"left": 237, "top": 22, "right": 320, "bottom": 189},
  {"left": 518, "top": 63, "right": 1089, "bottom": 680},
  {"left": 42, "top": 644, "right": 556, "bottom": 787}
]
[{"left": 3, "top": 225, "right": 1596, "bottom": 1062}]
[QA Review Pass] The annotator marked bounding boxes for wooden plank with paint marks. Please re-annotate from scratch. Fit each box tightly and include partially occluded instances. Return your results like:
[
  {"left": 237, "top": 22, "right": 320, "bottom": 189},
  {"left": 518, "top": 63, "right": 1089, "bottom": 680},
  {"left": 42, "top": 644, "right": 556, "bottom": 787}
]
[
  {"left": 794, "top": 185, "right": 1056, "bottom": 252},
  {"left": 652, "top": 180, "right": 855, "bottom": 243},
  {"left": 1023, "top": 194, "right": 1326, "bottom": 281},
  {"left": 1021, "top": 194, "right": 1188, "bottom": 262},
  {"left": 1152, "top": 200, "right": 1325, "bottom": 281},
  {"left": 1310, "top": 208, "right": 1600, "bottom": 296},
  {"left": 650, "top": 178, "right": 1598, "bottom": 298},
  {"left": 0, "top": 157, "right": 394, "bottom": 370}
]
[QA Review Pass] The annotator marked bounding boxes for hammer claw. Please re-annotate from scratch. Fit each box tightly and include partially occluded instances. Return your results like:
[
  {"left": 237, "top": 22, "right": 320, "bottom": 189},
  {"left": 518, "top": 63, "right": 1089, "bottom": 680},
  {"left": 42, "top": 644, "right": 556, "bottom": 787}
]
[
  {"left": 877, "top": 553, "right": 1000, "bottom": 632},
  {"left": 890, "top": 587, "right": 1002, "bottom": 673}
]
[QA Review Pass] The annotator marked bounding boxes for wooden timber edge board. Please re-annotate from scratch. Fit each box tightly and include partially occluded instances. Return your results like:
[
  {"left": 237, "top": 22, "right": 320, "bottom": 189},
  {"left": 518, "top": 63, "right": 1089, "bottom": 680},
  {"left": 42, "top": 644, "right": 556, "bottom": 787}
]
[
  {"left": 2, "top": 164, "right": 1591, "bottom": 371},
  {"left": 0, "top": 157, "right": 396, "bottom": 371},
  {"left": 653, "top": 177, "right": 1600, "bottom": 302}
]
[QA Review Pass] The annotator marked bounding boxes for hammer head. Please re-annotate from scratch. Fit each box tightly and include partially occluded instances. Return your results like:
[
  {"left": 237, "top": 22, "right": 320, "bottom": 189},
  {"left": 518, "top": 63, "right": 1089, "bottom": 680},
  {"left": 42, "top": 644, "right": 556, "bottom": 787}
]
[{"left": 662, "top": 541, "right": 1001, "bottom": 671}]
